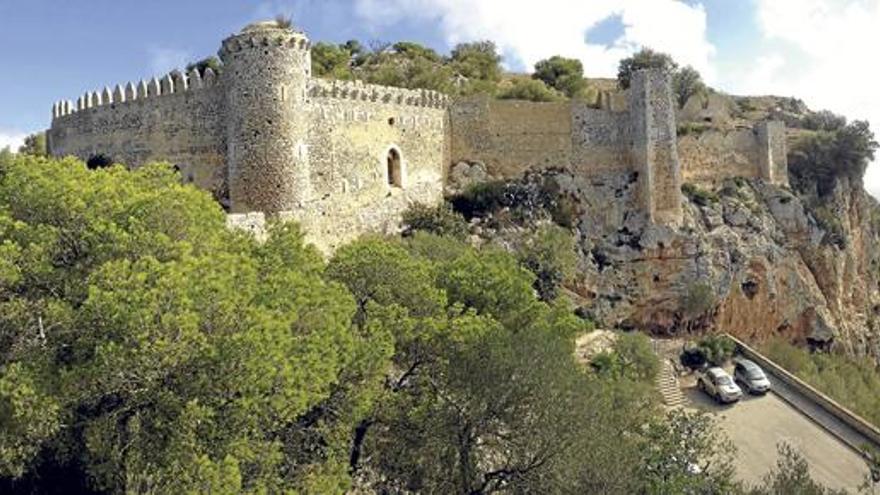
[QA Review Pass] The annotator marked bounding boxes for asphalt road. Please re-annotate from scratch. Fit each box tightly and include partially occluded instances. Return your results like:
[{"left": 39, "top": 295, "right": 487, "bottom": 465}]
[{"left": 681, "top": 380, "right": 871, "bottom": 492}]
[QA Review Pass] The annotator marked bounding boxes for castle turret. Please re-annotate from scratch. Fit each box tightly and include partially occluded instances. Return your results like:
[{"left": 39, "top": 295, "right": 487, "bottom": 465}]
[
  {"left": 220, "top": 20, "right": 312, "bottom": 213},
  {"left": 629, "top": 68, "right": 682, "bottom": 226}
]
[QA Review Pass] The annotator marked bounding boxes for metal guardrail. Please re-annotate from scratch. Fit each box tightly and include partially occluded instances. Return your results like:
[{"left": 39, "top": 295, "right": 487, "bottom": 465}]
[{"left": 725, "top": 333, "right": 880, "bottom": 457}]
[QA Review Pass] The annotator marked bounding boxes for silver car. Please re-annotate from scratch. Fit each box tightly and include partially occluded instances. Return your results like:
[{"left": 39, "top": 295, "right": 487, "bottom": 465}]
[
  {"left": 734, "top": 358, "right": 771, "bottom": 395},
  {"left": 697, "top": 367, "right": 743, "bottom": 403}
]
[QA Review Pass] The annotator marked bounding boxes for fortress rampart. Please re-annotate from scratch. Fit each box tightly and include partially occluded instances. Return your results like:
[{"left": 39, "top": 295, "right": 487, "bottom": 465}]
[{"left": 47, "top": 21, "right": 787, "bottom": 251}]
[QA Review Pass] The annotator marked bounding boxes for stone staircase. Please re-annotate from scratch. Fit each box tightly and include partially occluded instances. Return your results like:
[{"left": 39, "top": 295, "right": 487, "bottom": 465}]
[{"left": 656, "top": 358, "right": 686, "bottom": 407}]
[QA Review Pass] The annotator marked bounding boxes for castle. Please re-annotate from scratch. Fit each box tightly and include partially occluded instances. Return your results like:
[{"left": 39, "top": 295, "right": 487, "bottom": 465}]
[{"left": 47, "top": 21, "right": 788, "bottom": 252}]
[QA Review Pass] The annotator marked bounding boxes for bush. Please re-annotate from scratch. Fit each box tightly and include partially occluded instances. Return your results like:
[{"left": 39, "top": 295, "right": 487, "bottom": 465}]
[
  {"left": 788, "top": 120, "right": 878, "bottom": 197},
  {"left": 532, "top": 56, "right": 588, "bottom": 98},
  {"left": 681, "top": 282, "right": 716, "bottom": 318},
  {"left": 682, "top": 183, "right": 719, "bottom": 207},
  {"left": 591, "top": 332, "right": 660, "bottom": 382},
  {"left": 617, "top": 48, "right": 678, "bottom": 89},
  {"left": 679, "top": 335, "right": 733, "bottom": 369},
  {"left": 401, "top": 202, "right": 469, "bottom": 240},
  {"left": 517, "top": 224, "right": 578, "bottom": 301},
  {"left": 801, "top": 110, "right": 847, "bottom": 132},
  {"left": 697, "top": 334, "right": 735, "bottom": 366},
  {"left": 498, "top": 78, "right": 563, "bottom": 102},
  {"left": 672, "top": 66, "right": 705, "bottom": 108}
]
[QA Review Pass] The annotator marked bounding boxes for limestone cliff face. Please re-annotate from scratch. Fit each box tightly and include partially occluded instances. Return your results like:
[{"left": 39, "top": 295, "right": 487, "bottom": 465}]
[
  {"left": 458, "top": 166, "right": 880, "bottom": 363},
  {"left": 579, "top": 173, "right": 880, "bottom": 362}
]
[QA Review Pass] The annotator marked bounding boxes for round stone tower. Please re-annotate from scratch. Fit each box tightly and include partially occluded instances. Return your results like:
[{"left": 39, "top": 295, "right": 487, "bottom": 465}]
[{"left": 220, "top": 20, "right": 312, "bottom": 213}]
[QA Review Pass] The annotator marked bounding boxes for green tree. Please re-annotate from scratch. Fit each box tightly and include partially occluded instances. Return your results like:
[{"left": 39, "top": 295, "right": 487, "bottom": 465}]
[
  {"left": 591, "top": 332, "right": 660, "bottom": 382},
  {"left": 748, "top": 443, "right": 847, "bottom": 495},
  {"left": 311, "top": 41, "right": 354, "bottom": 79},
  {"left": 789, "top": 119, "right": 878, "bottom": 196},
  {"left": 402, "top": 202, "right": 469, "bottom": 240},
  {"left": 672, "top": 65, "right": 705, "bottom": 108},
  {"left": 17, "top": 132, "right": 46, "bottom": 157},
  {"left": 498, "top": 78, "right": 562, "bottom": 102},
  {"left": 0, "top": 155, "right": 383, "bottom": 492},
  {"left": 450, "top": 41, "right": 502, "bottom": 82},
  {"left": 617, "top": 48, "right": 678, "bottom": 89},
  {"left": 533, "top": 55, "right": 588, "bottom": 98},
  {"left": 516, "top": 223, "right": 578, "bottom": 301}
]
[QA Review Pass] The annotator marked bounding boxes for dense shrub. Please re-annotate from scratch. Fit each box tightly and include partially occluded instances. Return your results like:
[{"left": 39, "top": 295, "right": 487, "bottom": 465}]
[
  {"left": 672, "top": 66, "right": 705, "bottom": 108},
  {"left": 591, "top": 332, "right": 660, "bottom": 382},
  {"left": 532, "top": 56, "right": 589, "bottom": 98},
  {"left": 498, "top": 78, "right": 563, "bottom": 102},
  {"left": 680, "top": 334, "right": 734, "bottom": 369},
  {"left": 517, "top": 224, "right": 578, "bottom": 301},
  {"left": 401, "top": 202, "right": 469, "bottom": 240},
  {"left": 788, "top": 120, "right": 878, "bottom": 197},
  {"left": 617, "top": 48, "right": 678, "bottom": 89},
  {"left": 682, "top": 183, "right": 719, "bottom": 206}
]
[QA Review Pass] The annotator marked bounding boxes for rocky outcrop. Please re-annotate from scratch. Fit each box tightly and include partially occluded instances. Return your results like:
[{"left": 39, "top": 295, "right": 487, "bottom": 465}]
[{"left": 459, "top": 169, "right": 880, "bottom": 363}]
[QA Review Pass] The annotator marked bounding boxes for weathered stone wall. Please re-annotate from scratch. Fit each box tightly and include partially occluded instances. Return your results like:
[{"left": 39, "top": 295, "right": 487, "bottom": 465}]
[
  {"left": 630, "top": 70, "right": 682, "bottom": 226},
  {"left": 678, "top": 122, "right": 789, "bottom": 188},
  {"left": 47, "top": 73, "right": 226, "bottom": 196},
  {"left": 307, "top": 78, "right": 448, "bottom": 200},
  {"left": 448, "top": 96, "right": 631, "bottom": 178},
  {"left": 221, "top": 23, "right": 313, "bottom": 214}
]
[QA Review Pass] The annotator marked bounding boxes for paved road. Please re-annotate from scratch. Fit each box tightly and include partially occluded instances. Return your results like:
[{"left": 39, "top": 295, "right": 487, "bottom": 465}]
[{"left": 681, "top": 380, "right": 870, "bottom": 492}]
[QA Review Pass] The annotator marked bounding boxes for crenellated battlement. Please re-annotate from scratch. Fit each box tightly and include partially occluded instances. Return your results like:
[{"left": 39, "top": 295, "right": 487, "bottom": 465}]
[
  {"left": 308, "top": 78, "right": 450, "bottom": 109},
  {"left": 52, "top": 67, "right": 219, "bottom": 120},
  {"left": 47, "top": 20, "right": 788, "bottom": 244}
]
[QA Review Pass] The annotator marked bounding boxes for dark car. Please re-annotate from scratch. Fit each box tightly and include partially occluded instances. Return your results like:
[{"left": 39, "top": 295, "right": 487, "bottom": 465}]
[{"left": 733, "top": 358, "right": 771, "bottom": 395}]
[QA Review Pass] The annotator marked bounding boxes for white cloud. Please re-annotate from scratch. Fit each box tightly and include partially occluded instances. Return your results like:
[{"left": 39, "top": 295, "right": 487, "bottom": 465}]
[
  {"left": 147, "top": 46, "right": 193, "bottom": 76},
  {"left": 353, "top": 0, "right": 716, "bottom": 81},
  {"left": 725, "top": 0, "right": 880, "bottom": 198},
  {"left": 0, "top": 130, "right": 27, "bottom": 152}
]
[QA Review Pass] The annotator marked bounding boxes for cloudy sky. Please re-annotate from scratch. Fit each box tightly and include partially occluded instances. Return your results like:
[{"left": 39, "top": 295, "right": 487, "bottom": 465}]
[{"left": 1, "top": 0, "right": 877, "bottom": 195}]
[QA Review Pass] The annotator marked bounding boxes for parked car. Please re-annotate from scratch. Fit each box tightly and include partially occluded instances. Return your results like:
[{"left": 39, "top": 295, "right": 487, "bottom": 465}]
[
  {"left": 733, "top": 358, "right": 771, "bottom": 395},
  {"left": 697, "top": 367, "right": 742, "bottom": 403}
]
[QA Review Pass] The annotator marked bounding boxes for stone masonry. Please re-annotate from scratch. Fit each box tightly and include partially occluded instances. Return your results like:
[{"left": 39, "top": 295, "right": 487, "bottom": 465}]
[{"left": 47, "top": 20, "right": 787, "bottom": 251}]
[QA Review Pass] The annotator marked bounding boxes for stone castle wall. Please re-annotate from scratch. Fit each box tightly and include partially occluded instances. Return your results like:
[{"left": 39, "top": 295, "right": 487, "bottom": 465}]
[
  {"left": 47, "top": 22, "right": 789, "bottom": 250},
  {"left": 47, "top": 71, "right": 227, "bottom": 196},
  {"left": 449, "top": 97, "right": 631, "bottom": 179},
  {"left": 677, "top": 121, "right": 788, "bottom": 188}
]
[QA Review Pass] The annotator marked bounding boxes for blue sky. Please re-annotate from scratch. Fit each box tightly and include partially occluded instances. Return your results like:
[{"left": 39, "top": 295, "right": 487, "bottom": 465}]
[{"left": 1, "top": 0, "right": 878, "bottom": 195}]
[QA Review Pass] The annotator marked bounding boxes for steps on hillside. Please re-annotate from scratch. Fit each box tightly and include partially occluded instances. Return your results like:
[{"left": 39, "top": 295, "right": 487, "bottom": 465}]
[{"left": 656, "top": 359, "right": 686, "bottom": 407}]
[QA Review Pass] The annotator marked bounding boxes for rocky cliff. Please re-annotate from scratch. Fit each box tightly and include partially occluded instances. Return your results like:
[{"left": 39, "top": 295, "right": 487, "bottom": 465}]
[{"left": 449, "top": 96, "right": 880, "bottom": 363}]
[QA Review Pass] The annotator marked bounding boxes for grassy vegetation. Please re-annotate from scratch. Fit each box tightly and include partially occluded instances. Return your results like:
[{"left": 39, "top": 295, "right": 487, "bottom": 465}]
[
  {"left": 763, "top": 338, "right": 880, "bottom": 428},
  {"left": 682, "top": 183, "right": 720, "bottom": 207}
]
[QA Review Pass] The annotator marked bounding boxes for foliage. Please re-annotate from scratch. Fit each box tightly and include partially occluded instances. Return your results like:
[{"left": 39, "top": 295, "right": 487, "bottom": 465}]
[
  {"left": 401, "top": 202, "right": 469, "bottom": 240},
  {"left": 516, "top": 223, "right": 578, "bottom": 301},
  {"left": 185, "top": 56, "right": 222, "bottom": 76},
  {"left": 498, "top": 77, "right": 563, "bottom": 102},
  {"left": 617, "top": 48, "right": 678, "bottom": 89},
  {"left": 533, "top": 55, "right": 588, "bottom": 98},
  {"left": 680, "top": 282, "right": 717, "bottom": 319},
  {"left": 763, "top": 338, "right": 880, "bottom": 428},
  {"left": 748, "top": 443, "right": 847, "bottom": 495},
  {"left": 677, "top": 121, "right": 713, "bottom": 136},
  {"left": 17, "top": 132, "right": 46, "bottom": 157},
  {"left": 695, "top": 334, "right": 735, "bottom": 366},
  {"left": 311, "top": 41, "right": 355, "bottom": 79},
  {"left": 451, "top": 173, "right": 580, "bottom": 228},
  {"left": 671, "top": 65, "right": 705, "bottom": 108},
  {"left": 0, "top": 155, "right": 381, "bottom": 491},
  {"left": 590, "top": 332, "right": 660, "bottom": 382},
  {"left": 682, "top": 182, "right": 719, "bottom": 206},
  {"left": 788, "top": 120, "right": 878, "bottom": 197},
  {"left": 802, "top": 110, "right": 848, "bottom": 132},
  {"left": 450, "top": 41, "right": 502, "bottom": 82},
  {"left": 637, "top": 409, "right": 739, "bottom": 494}
]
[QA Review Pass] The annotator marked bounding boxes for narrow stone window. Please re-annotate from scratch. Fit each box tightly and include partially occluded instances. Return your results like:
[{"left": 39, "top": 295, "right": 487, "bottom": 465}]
[{"left": 387, "top": 148, "right": 402, "bottom": 188}]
